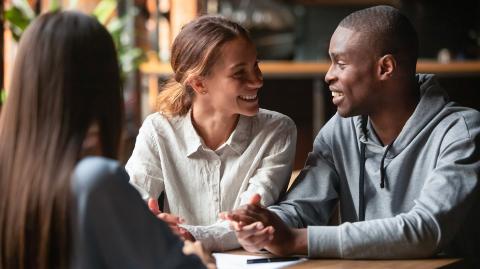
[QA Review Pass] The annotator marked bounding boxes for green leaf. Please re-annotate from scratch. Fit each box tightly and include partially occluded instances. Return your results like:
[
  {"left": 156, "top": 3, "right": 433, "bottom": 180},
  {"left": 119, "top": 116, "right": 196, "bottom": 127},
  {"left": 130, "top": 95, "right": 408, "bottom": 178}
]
[
  {"left": 49, "top": 0, "right": 61, "bottom": 12},
  {"left": 107, "top": 17, "right": 123, "bottom": 38},
  {"left": 5, "top": 7, "right": 30, "bottom": 30},
  {"left": 0, "top": 89, "right": 6, "bottom": 105},
  {"left": 120, "top": 48, "right": 143, "bottom": 74},
  {"left": 4, "top": 1, "right": 35, "bottom": 41},
  {"left": 11, "top": 0, "right": 35, "bottom": 20},
  {"left": 92, "top": 0, "right": 117, "bottom": 24}
]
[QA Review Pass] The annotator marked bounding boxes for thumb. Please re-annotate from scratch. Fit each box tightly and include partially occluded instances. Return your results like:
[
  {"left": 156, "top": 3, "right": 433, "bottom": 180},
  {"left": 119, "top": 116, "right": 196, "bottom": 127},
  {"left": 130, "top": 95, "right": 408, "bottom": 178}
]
[
  {"left": 148, "top": 198, "right": 161, "bottom": 215},
  {"left": 249, "top": 193, "right": 261, "bottom": 205}
]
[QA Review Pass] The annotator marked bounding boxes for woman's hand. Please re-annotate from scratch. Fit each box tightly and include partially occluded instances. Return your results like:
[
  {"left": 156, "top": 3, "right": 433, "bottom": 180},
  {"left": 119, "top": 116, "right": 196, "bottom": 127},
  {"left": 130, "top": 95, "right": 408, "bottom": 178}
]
[
  {"left": 148, "top": 198, "right": 194, "bottom": 241},
  {"left": 183, "top": 240, "right": 216, "bottom": 269}
]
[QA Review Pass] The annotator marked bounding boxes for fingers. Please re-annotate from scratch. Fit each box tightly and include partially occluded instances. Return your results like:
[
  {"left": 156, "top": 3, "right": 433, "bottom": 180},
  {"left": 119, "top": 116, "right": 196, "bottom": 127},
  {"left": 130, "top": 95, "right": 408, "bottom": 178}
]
[
  {"left": 148, "top": 198, "right": 184, "bottom": 225},
  {"left": 222, "top": 212, "right": 259, "bottom": 227},
  {"left": 178, "top": 227, "right": 195, "bottom": 241},
  {"left": 148, "top": 198, "right": 161, "bottom": 215},
  {"left": 244, "top": 231, "right": 273, "bottom": 251},
  {"left": 236, "top": 205, "right": 270, "bottom": 225},
  {"left": 221, "top": 203, "right": 268, "bottom": 224},
  {"left": 249, "top": 193, "right": 262, "bottom": 205},
  {"left": 150, "top": 210, "right": 187, "bottom": 239},
  {"left": 238, "top": 221, "right": 274, "bottom": 237},
  {"left": 158, "top": 212, "right": 184, "bottom": 225},
  {"left": 236, "top": 222, "right": 274, "bottom": 252},
  {"left": 169, "top": 225, "right": 185, "bottom": 238},
  {"left": 218, "top": 211, "right": 229, "bottom": 221},
  {"left": 182, "top": 240, "right": 197, "bottom": 255}
]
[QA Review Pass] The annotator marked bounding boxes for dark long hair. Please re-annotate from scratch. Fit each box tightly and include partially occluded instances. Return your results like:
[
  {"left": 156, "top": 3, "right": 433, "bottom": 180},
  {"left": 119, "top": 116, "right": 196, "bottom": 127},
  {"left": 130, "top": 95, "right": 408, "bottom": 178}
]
[{"left": 0, "top": 11, "right": 122, "bottom": 268}]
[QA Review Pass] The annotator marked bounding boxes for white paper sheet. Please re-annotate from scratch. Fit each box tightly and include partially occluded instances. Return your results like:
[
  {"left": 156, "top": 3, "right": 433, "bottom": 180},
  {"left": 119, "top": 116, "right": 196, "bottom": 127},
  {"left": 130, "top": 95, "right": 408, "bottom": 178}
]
[{"left": 213, "top": 253, "right": 307, "bottom": 269}]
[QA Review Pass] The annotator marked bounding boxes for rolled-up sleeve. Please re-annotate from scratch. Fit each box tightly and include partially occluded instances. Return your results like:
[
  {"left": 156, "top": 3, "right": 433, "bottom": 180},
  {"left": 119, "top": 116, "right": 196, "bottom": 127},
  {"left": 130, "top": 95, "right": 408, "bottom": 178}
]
[
  {"left": 240, "top": 118, "right": 297, "bottom": 207},
  {"left": 126, "top": 117, "right": 165, "bottom": 200}
]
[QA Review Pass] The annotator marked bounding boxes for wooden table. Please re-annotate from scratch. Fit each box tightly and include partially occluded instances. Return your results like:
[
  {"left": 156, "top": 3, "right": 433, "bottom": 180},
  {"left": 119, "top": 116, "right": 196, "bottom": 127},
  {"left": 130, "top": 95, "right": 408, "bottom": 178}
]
[{"left": 225, "top": 249, "right": 465, "bottom": 269}]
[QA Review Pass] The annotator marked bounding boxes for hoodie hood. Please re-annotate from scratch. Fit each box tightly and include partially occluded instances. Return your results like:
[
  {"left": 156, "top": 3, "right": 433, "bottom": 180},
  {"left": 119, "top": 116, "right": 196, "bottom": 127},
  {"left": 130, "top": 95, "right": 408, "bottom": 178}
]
[{"left": 356, "top": 73, "right": 450, "bottom": 157}]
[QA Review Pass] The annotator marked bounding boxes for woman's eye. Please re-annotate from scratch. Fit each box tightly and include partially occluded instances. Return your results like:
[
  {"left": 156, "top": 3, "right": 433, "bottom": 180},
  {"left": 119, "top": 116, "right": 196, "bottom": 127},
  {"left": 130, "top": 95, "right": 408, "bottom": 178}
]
[{"left": 233, "top": 71, "right": 246, "bottom": 79}]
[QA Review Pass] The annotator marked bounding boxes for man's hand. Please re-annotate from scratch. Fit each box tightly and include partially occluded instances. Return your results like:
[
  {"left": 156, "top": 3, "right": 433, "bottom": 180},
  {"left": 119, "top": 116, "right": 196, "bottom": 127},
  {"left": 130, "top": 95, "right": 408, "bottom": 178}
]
[
  {"left": 148, "top": 198, "right": 195, "bottom": 241},
  {"left": 220, "top": 194, "right": 306, "bottom": 256},
  {"left": 230, "top": 221, "right": 274, "bottom": 253}
]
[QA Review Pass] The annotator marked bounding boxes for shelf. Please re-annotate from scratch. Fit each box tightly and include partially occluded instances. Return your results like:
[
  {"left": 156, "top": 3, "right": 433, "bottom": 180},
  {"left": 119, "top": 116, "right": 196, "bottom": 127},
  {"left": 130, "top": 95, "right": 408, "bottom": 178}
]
[
  {"left": 140, "top": 58, "right": 480, "bottom": 78},
  {"left": 139, "top": 56, "right": 480, "bottom": 132},
  {"left": 292, "top": 0, "right": 395, "bottom": 6}
]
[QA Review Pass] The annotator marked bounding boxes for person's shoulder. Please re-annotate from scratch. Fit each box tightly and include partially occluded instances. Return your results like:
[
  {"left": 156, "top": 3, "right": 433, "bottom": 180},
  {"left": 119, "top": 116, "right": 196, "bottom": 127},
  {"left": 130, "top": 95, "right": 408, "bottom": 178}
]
[
  {"left": 72, "top": 157, "right": 128, "bottom": 196},
  {"left": 142, "top": 112, "right": 180, "bottom": 128},
  {"left": 442, "top": 105, "right": 480, "bottom": 139},
  {"left": 140, "top": 112, "right": 187, "bottom": 137},
  {"left": 254, "top": 108, "right": 296, "bottom": 130},
  {"left": 453, "top": 106, "right": 480, "bottom": 128}
]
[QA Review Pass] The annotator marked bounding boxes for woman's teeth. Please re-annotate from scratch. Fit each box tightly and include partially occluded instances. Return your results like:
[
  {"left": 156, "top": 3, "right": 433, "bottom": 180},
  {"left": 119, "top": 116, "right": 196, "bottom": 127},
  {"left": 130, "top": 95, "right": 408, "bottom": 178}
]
[{"left": 239, "top": 95, "right": 257, "bottom": 101}]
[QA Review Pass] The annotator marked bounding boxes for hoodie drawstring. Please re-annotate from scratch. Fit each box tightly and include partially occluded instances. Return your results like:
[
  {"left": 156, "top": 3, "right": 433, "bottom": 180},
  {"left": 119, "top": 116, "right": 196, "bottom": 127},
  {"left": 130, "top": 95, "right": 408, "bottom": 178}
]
[
  {"left": 358, "top": 116, "right": 368, "bottom": 221},
  {"left": 380, "top": 141, "right": 395, "bottom": 188},
  {"left": 359, "top": 116, "right": 395, "bottom": 221}
]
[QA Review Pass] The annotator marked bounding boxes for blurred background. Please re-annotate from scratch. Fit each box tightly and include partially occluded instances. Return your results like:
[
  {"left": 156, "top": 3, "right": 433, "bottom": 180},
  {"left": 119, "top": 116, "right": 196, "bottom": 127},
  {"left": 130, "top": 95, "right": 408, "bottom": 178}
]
[{"left": 2, "top": 0, "right": 480, "bottom": 168}]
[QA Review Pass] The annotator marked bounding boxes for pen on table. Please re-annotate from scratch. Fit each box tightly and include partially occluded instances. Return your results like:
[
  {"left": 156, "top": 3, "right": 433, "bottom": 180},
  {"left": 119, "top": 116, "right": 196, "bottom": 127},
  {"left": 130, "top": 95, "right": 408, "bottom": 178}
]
[{"left": 246, "top": 257, "right": 300, "bottom": 264}]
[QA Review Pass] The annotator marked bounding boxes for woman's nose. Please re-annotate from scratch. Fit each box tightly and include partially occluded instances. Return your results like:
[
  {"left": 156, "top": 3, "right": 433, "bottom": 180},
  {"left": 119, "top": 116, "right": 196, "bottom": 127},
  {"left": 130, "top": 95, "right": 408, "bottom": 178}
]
[{"left": 248, "top": 69, "right": 263, "bottom": 89}]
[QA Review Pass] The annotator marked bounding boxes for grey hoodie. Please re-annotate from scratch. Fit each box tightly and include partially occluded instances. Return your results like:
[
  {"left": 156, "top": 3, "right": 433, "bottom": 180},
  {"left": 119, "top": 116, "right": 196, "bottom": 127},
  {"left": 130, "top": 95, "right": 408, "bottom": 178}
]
[{"left": 270, "top": 74, "right": 480, "bottom": 261}]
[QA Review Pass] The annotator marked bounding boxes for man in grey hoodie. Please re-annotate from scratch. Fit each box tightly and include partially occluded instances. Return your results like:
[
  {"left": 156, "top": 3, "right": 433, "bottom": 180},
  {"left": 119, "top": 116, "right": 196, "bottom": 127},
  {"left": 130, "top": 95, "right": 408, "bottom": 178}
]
[{"left": 221, "top": 5, "right": 480, "bottom": 263}]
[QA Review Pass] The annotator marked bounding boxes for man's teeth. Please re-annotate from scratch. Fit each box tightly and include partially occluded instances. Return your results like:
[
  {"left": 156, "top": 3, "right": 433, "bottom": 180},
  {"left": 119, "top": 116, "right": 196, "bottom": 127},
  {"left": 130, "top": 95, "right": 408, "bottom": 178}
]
[
  {"left": 239, "top": 95, "right": 257, "bottom": 100},
  {"left": 331, "top": 92, "right": 344, "bottom": 97}
]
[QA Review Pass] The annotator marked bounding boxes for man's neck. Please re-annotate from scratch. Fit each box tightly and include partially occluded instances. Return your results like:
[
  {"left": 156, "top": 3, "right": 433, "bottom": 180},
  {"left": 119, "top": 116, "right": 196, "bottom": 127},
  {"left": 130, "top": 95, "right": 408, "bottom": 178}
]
[{"left": 369, "top": 90, "right": 419, "bottom": 146}]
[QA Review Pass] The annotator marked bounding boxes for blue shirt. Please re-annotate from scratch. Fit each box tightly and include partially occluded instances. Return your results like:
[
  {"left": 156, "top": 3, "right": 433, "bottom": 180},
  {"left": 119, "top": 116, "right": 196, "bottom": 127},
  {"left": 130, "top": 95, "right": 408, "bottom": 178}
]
[{"left": 71, "top": 157, "right": 205, "bottom": 268}]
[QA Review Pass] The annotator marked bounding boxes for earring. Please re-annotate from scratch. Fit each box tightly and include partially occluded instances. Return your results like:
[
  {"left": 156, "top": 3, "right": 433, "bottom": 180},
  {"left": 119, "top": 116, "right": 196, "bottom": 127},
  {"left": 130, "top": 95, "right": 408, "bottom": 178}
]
[{"left": 201, "top": 91, "right": 207, "bottom": 94}]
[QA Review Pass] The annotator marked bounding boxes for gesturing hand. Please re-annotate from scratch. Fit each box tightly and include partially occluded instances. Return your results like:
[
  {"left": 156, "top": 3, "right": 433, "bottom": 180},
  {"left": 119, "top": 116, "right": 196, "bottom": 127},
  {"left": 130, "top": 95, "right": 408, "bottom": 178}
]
[
  {"left": 148, "top": 198, "right": 194, "bottom": 241},
  {"left": 220, "top": 194, "right": 301, "bottom": 256}
]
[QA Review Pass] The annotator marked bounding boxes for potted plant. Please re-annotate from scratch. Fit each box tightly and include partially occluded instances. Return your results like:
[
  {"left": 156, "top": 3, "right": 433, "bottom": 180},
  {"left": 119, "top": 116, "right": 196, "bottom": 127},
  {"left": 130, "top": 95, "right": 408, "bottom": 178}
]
[{"left": 4, "top": 0, "right": 143, "bottom": 81}]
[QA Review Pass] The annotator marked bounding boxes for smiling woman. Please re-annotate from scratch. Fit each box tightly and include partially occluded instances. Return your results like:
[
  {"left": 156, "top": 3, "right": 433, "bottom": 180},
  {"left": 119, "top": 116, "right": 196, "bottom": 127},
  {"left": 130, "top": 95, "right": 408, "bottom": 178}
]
[{"left": 126, "top": 15, "right": 297, "bottom": 251}]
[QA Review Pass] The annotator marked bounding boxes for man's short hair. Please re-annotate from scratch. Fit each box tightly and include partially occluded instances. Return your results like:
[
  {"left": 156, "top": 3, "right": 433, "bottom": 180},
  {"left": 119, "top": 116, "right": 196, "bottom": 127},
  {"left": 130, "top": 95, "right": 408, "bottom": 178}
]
[{"left": 339, "top": 5, "right": 419, "bottom": 72}]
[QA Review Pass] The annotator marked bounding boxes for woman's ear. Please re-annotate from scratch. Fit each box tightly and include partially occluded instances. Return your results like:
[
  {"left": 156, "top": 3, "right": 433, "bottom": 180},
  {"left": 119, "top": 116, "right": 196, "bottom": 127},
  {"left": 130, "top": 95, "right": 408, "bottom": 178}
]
[
  {"left": 189, "top": 76, "right": 208, "bottom": 95},
  {"left": 377, "top": 54, "right": 396, "bottom": 80}
]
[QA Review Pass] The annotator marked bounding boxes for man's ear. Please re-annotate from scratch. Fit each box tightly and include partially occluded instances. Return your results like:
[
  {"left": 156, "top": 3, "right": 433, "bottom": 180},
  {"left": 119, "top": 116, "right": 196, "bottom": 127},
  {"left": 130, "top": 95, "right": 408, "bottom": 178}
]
[
  {"left": 189, "top": 76, "right": 207, "bottom": 95},
  {"left": 377, "top": 54, "right": 396, "bottom": 80}
]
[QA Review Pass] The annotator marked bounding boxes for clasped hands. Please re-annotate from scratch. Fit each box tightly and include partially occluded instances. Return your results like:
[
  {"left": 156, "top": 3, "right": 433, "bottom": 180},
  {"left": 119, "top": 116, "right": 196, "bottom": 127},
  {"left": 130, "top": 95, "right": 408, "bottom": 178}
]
[{"left": 219, "top": 194, "right": 306, "bottom": 256}]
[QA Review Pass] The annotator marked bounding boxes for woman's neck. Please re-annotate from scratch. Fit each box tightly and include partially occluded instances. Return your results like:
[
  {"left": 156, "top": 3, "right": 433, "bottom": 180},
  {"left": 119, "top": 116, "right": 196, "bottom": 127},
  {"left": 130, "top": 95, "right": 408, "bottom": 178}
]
[{"left": 191, "top": 105, "right": 239, "bottom": 150}]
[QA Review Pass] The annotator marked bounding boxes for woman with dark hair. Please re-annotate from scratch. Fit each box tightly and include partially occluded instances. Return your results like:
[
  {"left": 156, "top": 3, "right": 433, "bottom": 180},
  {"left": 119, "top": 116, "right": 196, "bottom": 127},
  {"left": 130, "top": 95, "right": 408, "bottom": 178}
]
[
  {"left": 0, "top": 11, "right": 212, "bottom": 269},
  {"left": 126, "top": 15, "right": 297, "bottom": 251}
]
